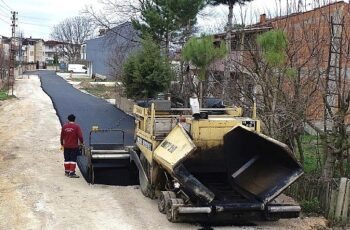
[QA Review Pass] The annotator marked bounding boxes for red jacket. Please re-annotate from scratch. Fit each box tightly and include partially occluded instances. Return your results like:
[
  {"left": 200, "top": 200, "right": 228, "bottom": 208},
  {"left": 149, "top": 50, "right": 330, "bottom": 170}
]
[{"left": 60, "top": 122, "right": 84, "bottom": 148}]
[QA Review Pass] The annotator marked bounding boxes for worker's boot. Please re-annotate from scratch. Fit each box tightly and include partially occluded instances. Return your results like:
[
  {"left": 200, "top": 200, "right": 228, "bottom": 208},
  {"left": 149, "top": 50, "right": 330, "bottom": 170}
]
[
  {"left": 68, "top": 163, "right": 79, "bottom": 178},
  {"left": 65, "top": 171, "right": 70, "bottom": 177},
  {"left": 69, "top": 172, "right": 80, "bottom": 178}
]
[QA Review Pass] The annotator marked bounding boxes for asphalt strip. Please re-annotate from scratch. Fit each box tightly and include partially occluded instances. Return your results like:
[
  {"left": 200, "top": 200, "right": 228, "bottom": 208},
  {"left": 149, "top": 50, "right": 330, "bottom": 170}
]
[
  {"left": 37, "top": 70, "right": 134, "bottom": 145},
  {"left": 36, "top": 70, "right": 137, "bottom": 185}
]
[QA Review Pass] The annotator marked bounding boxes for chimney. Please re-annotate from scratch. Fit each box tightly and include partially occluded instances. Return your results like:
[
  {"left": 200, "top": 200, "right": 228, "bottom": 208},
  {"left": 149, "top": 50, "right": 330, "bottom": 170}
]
[
  {"left": 99, "top": 28, "right": 107, "bottom": 36},
  {"left": 260, "top": 14, "right": 266, "bottom": 24}
]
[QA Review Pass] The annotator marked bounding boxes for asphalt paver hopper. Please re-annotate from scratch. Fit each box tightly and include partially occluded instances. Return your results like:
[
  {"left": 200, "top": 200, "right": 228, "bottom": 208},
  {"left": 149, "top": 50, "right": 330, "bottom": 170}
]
[{"left": 130, "top": 100, "right": 303, "bottom": 222}]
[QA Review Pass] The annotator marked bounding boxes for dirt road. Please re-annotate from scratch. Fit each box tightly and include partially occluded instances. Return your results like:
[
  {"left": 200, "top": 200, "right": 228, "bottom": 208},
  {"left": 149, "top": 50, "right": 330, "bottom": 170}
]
[{"left": 0, "top": 76, "right": 329, "bottom": 229}]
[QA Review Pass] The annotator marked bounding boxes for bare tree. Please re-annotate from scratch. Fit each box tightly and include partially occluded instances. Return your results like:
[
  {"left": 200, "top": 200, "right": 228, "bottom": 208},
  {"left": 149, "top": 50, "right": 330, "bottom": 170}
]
[
  {"left": 205, "top": 1, "right": 330, "bottom": 168},
  {"left": 306, "top": 1, "right": 350, "bottom": 180},
  {"left": 83, "top": 1, "right": 140, "bottom": 42},
  {"left": 213, "top": 0, "right": 350, "bottom": 180},
  {"left": 51, "top": 16, "right": 95, "bottom": 62},
  {"left": 85, "top": 0, "right": 209, "bottom": 105},
  {"left": 0, "top": 45, "right": 9, "bottom": 89}
]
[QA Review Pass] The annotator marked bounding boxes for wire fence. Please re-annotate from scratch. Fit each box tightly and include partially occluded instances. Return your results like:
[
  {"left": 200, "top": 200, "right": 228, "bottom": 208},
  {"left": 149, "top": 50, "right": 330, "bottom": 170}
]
[{"left": 286, "top": 176, "right": 350, "bottom": 224}]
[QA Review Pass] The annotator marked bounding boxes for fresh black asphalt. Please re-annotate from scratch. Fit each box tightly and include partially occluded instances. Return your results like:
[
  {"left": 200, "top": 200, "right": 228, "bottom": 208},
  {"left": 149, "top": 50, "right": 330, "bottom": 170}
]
[{"left": 36, "top": 70, "right": 135, "bottom": 146}]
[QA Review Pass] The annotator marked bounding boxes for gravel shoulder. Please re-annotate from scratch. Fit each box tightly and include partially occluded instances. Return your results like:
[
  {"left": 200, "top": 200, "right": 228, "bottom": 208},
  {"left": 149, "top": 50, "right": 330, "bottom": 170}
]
[{"left": 0, "top": 75, "right": 329, "bottom": 230}]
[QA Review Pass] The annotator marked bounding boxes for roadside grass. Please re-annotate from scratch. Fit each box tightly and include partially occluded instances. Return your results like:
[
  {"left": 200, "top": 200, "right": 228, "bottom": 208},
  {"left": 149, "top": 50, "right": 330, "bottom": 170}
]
[
  {"left": 300, "top": 197, "right": 322, "bottom": 214},
  {"left": 290, "top": 134, "right": 323, "bottom": 214},
  {"left": 288, "top": 135, "right": 322, "bottom": 215},
  {"left": 69, "top": 78, "right": 93, "bottom": 82},
  {"left": 69, "top": 77, "right": 113, "bottom": 82},
  {"left": 0, "top": 89, "right": 15, "bottom": 101},
  {"left": 81, "top": 85, "right": 115, "bottom": 99},
  {"left": 300, "top": 134, "right": 323, "bottom": 174}
]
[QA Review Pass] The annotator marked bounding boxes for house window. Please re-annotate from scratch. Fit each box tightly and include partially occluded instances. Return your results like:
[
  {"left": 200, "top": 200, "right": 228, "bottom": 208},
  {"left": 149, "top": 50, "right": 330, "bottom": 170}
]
[{"left": 30, "top": 51, "right": 34, "bottom": 56}]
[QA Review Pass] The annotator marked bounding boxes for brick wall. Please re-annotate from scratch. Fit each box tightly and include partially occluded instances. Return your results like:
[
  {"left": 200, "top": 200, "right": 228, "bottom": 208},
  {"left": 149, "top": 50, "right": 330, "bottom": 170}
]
[{"left": 221, "top": 1, "right": 350, "bottom": 125}]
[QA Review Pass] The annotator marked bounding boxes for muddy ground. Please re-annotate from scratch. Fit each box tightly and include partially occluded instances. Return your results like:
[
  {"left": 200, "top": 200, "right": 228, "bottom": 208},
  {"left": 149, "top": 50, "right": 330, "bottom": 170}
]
[{"left": 0, "top": 75, "right": 329, "bottom": 229}]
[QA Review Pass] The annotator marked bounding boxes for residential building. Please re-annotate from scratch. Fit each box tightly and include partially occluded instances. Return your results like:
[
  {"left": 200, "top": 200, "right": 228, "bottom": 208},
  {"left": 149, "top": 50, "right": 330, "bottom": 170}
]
[
  {"left": 44, "top": 40, "right": 65, "bottom": 64},
  {"left": 80, "top": 43, "right": 86, "bottom": 60},
  {"left": 0, "top": 36, "right": 10, "bottom": 59},
  {"left": 22, "top": 38, "right": 35, "bottom": 63},
  {"left": 22, "top": 38, "right": 45, "bottom": 63},
  {"left": 212, "top": 1, "right": 350, "bottom": 126},
  {"left": 34, "top": 39, "right": 45, "bottom": 63},
  {"left": 82, "top": 22, "right": 140, "bottom": 79}
]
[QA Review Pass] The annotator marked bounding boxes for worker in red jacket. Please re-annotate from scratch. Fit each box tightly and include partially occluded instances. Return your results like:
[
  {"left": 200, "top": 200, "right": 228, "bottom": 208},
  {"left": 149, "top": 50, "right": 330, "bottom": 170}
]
[{"left": 60, "top": 114, "right": 84, "bottom": 178}]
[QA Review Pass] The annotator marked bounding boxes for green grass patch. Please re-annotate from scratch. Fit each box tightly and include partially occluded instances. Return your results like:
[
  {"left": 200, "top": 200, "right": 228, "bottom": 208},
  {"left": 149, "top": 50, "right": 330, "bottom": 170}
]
[
  {"left": 300, "top": 197, "right": 322, "bottom": 214},
  {"left": 69, "top": 78, "right": 93, "bottom": 82},
  {"left": 0, "top": 90, "right": 15, "bottom": 100},
  {"left": 299, "top": 134, "right": 323, "bottom": 174},
  {"left": 82, "top": 85, "right": 115, "bottom": 99}
]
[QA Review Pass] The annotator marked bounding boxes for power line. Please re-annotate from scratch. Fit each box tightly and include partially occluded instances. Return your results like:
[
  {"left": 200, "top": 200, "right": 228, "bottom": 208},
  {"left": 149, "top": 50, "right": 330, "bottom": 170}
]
[
  {"left": 0, "top": 0, "right": 12, "bottom": 11},
  {"left": 0, "top": 12, "right": 10, "bottom": 21},
  {"left": 19, "top": 21, "right": 52, "bottom": 28},
  {"left": 0, "top": 16, "right": 9, "bottom": 24},
  {"left": 0, "top": 5, "right": 11, "bottom": 29},
  {"left": 0, "top": 9, "right": 10, "bottom": 24},
  {"left": 0, "top": 4, "right": 10, "bottom": 16},
  {"left": 0, "top": 3, "right": 9, "bottom": 11},
  {"left": 16, "top": 13, "right": 52, "bottom": 28},
  {"left": 20, "top": 15, "right": 50, "bottom": 21},
  {"left": 0, "top": 11, "right": 9, "bottom": 19}
]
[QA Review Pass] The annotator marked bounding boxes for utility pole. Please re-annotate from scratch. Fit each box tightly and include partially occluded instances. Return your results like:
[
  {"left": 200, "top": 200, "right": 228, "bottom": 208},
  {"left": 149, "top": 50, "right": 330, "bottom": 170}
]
[{"left": 9, "top": 11, "right": 17, "bottom": 95}]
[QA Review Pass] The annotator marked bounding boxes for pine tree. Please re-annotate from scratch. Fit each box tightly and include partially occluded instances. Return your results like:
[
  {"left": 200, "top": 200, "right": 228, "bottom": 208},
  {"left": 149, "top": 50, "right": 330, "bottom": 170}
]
[
  {"left": 132, "top": 0, "right": 205, "bottom": 56},
  {"left": 122, "top": 37, "right": 174, "bottom": 99},
  {"left": 207, "top": 0, "right": 253, "bottom": 100},
  {"left": 182, "top": 35, "right": 227, "bottom": 105}
]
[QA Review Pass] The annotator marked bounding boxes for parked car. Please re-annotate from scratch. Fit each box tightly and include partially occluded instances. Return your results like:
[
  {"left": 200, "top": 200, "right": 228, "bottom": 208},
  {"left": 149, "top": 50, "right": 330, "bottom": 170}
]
[{"left": 68, "top": 64, "right": 87, "bottom": 73}]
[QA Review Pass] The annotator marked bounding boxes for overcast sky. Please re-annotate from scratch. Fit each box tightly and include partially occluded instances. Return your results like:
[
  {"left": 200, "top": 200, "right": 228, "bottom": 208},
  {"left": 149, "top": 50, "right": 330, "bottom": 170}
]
[{"left": 0, "top": 0, "right": 329, "bottom": 40}]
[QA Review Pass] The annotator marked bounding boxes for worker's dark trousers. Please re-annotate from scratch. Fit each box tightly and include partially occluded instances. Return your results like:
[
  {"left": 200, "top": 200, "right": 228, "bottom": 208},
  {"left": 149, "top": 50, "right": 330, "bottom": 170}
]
[{"left": 64, "top": 148, "right": 79, "bottom": 173}]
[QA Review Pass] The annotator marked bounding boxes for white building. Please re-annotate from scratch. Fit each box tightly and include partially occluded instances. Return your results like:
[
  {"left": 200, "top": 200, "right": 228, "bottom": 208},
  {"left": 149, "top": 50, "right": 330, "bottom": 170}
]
[
  {"left": 22, "top": 38, "right": 45, "bottom": 63},
  {"left": 44, "top": 40, "right": 65, "bottom": 64}
]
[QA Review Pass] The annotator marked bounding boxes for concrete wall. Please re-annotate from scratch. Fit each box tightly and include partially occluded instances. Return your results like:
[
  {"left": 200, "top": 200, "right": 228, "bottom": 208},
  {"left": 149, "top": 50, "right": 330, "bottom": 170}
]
[
  {"left": 116, "top": 97, "right": 135, "bottom": 114},
  {"left": 0, "top": 64, "right": 36, "bottom": 90},
  {"left": 24, "top": 45, "right": 35, "bottom": 63},
  {"left": 46, "top": 66, "right": 59, "bottom": 71},
  {"left": 15, "top": 64, "right": 35, "bottom": 77},
  {"left": 115, "top": 84, "right": 135, "bottom": 114}
]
